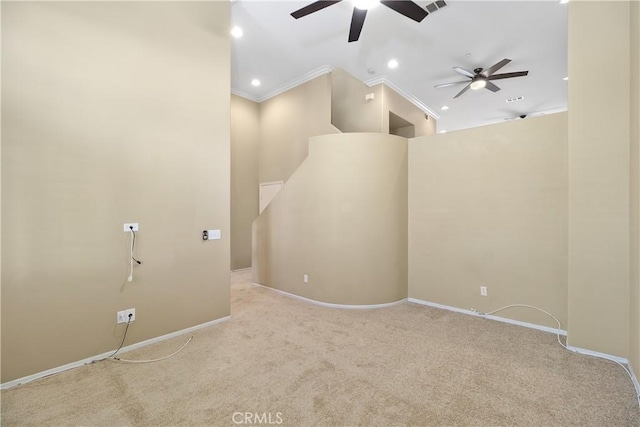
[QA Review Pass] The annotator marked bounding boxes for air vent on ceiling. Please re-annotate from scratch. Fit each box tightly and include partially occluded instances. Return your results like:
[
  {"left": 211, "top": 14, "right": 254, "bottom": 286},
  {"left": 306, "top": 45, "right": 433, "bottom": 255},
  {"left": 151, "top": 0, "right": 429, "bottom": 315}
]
[
  {"left": 425, "top": 0, "right": 447, "bottom": 14},
  {"left": 506, "top": 96, "right": 525, "bottom": 103}
]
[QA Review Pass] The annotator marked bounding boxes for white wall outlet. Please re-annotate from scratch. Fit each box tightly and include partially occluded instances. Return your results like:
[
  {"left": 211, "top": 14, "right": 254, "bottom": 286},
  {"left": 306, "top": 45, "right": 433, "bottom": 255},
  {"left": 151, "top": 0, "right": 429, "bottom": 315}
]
[
  {"left": 123, "top": 223, "right": 139, "bottom": 232},
  {"left": 303, "top": 274, "right": 309, "bottom": 284},
  {"left": 116, "top": 308, "right": 136, "bottom": 324},
  {"left": 480, "top": 286, "right": 488, "bottom": 297},
  {"left": 208, "top": 229, "right": 221, "bottom": 240}
]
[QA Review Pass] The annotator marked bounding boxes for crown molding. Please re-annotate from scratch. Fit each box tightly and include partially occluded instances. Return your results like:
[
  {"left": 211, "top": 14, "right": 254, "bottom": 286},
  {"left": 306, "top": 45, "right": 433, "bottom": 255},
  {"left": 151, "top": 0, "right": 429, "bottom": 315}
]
[
  {"left": 232, "top": 67, "right": 439, "bottom": 121},
  {"left": 364, "top": 75, "right": 440, "bottom": 120},
  {"left": 539, "top": 106, "right": 568, "bottom": 115},
  {"left": 231, "top": 65, "right": 334, "bottom": 105},
  {"left": 231, "top": 88, "right": 260, "bottom": 103},
  {"left": 257, "top": 65, "right": 333, "bottom": 103}
]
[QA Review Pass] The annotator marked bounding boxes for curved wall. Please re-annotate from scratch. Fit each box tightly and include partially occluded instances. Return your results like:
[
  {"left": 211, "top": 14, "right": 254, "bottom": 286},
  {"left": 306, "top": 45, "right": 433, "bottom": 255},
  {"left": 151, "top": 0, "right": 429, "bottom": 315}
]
[{"left": 253, "top": 133, "right": 408, "bottom": 305}]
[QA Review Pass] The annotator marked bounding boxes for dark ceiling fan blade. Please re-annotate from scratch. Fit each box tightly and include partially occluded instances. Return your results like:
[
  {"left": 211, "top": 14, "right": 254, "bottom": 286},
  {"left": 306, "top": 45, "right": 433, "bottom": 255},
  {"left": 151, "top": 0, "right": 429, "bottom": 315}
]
[
  {"left": 487, "top": 71, "right": 529, "bottom": 80},
  {"left": 454, "top": 83, "right": 472, "bottom": 99},
  {"left": 291, "top": 0, "right": 342, "bottom": 19},
  {"left": 485, "top": 81, "right": 501, "bottom": 92},
  {"left": 453, "top": 67, "right": 475, "bottom": 78},
  {"left": 380, "top": 1, "right": 428, "bottom": 22},
  {"left": 481, "top": 58, "right": 511, "bottom": 77},
  {"left": 434, "top": 80, "right": 469, "bottom": 88},
  {"left": 348, "top": 8, "right": 367, "bottom": 42}
]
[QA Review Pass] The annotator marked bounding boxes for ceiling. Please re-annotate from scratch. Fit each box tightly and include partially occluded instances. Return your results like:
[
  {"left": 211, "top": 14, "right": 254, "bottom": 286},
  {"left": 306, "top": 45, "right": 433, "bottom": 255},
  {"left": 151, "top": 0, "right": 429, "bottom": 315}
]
[{"left": 230, "top": 0, "right": 568, "bottom": 133}]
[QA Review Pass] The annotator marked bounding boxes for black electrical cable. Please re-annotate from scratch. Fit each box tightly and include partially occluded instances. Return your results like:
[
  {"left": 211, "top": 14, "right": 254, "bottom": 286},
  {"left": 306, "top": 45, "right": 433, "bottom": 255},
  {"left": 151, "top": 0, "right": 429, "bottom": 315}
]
[{"left": 130, "top": 228, "right": 142, "bottom": 265}]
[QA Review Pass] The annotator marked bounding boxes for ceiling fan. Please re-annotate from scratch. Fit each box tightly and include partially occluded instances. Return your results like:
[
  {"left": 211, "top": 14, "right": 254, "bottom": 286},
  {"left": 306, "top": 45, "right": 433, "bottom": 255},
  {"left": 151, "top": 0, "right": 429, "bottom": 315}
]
[
  {"left": 291, "top": 0, "right": 428, "bottom": 43},
  {"left": 434, "top": 59, "right": 529, "bottom": 99}
]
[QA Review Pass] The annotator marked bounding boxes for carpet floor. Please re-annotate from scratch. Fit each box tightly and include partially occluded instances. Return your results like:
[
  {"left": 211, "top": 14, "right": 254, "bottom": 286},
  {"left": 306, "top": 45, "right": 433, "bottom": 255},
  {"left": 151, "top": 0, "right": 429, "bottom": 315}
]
[{"left": 2, "top": 269, "right": 639, "bottom": 426}]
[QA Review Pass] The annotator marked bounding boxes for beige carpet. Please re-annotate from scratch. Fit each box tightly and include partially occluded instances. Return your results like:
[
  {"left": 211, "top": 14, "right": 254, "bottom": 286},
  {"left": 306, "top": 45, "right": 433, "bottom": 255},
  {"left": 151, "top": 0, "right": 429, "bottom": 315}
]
[{"left": 2, "top": 269, "right": 639, "bottom": 426}]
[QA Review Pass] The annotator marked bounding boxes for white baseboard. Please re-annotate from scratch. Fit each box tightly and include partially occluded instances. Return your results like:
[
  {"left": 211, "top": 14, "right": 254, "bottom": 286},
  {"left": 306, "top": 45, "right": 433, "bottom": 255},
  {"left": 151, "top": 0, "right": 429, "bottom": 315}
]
[
  {"left": 407, "top": 297, "right": 640, "bottom": 399},
  {"left": 566, "top": 345, "right": 640, "bottom": 401},
  {"left": 252, "top": 282, "right": 407, "bottom": 309},
  {"left": 565, "top": 345, "right": 629, "bottom": 365},
  {"left": 231, "top": 267, "right": 252, "bottom": 273},
  {"left": 407, "top": 297, "right": 567, "bottom": 336},
  {"left": 0, "top": 316, "right": 231, "bottom": 390}
]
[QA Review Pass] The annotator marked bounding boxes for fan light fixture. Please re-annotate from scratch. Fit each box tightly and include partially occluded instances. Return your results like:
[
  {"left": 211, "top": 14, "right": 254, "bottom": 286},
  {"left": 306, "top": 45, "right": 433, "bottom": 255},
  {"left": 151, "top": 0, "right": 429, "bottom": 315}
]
[
  {"left": 435, "top": 58, "right": 529, "bottom": 99},
  {"left": 470, "top": 79, "right": 487, "bottom": 90},
  {"left": 352, "top": 0, "right": 380, "bottom": 10}
]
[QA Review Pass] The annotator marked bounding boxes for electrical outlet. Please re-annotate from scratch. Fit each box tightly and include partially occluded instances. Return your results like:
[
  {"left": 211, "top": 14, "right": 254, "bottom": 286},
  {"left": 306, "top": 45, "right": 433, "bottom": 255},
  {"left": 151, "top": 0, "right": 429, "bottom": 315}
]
[
  {"left": 303, "top": 274, "right": 309, "bottom": 284},
  {"left": 116, "top": 308, "right": 136, "bottom": 324},
  {"left": 123, "top": 223, "right": 139, "bottom": 232},
  {"left": 480, "top": 286, "right": 488, "bottom": 297}
]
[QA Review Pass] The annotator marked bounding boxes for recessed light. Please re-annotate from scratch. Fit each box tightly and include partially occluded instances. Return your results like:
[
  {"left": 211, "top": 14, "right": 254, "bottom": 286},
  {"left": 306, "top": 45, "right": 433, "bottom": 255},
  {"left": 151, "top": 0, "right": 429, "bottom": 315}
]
[
  {"left": 231, "top": 26, "right": 243, "bottom": 38},
  {"left": 439, "top": 130, "right": 447, "bottom": 134},
  {"left": 465, "top": 53, "right": 472, "bottom": 57},
  {"left": 559, "top": 0, "right": 569, "bottom": 4},
  {"left": 440, "top": 105, "right": 449, "bottom": 111},
  {"left": 387, "top": 59, "right": 399, "bottom": 69},
  {"left": 251, "top": 79, "right": 261, "bottom": 87},
  {"left": 563, "top": 76, "right": 569, "bottom": 81}
]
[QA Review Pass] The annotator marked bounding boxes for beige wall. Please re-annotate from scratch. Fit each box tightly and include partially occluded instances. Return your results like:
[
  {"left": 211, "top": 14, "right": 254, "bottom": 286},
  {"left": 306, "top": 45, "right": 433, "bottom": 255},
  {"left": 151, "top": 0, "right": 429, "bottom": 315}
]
[
  {"left": 231, "top": 95, "right": 259, "bottom": 270},
  {"left": 0, "top": 0, "right": 3, "bottom": 367},
  {"left": 330, "top": 68, "right": 436, "bottom": 137},
  {"left": 568, "top": 1, "right": 631, "bottom": 358},
  {"left": 382, "top": 85, "right": 435, "bottom": 138},
  {"left": 331, "top": 68, "right": 385, "bottom": 133},
  {"left": 1, "top": 1, "right": 230, "bottom": 383},
  {"left": 253, "top": 133, "right": 408, "bottom": 305},
  {"left": 409, "top": 113, "right": 568, "bottom": 329},
  {"left": 259, "top": 74, "right": 337, "bottom": 184},
  {"left": 630, "top": 0, "right": 640, "bottom": 374}
]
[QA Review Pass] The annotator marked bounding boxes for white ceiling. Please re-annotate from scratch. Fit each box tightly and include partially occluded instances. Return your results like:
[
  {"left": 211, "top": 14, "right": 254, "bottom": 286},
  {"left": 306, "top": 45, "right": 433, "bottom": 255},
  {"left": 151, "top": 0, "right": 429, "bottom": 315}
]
[{"left": 231, "top": 0, "right": 568, "bottom": 132}]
